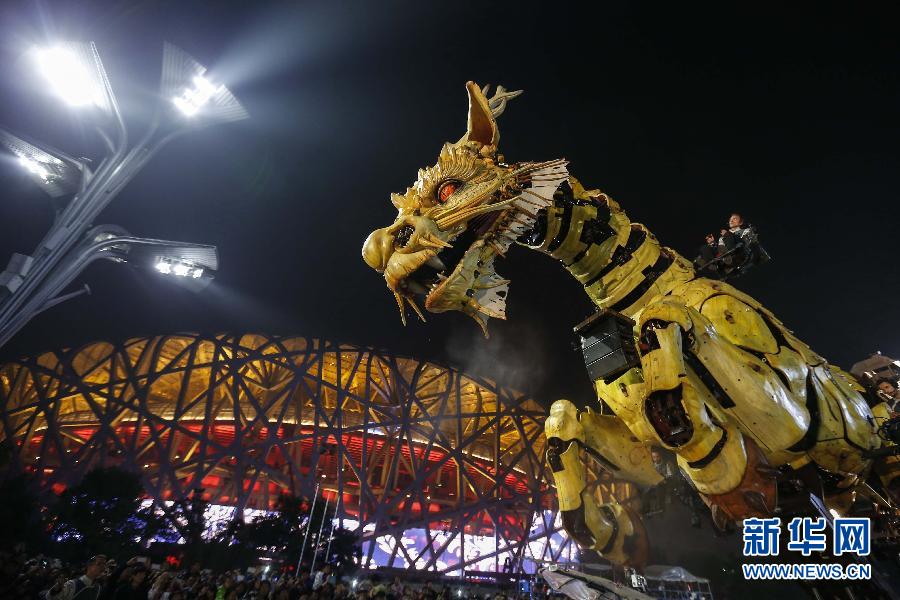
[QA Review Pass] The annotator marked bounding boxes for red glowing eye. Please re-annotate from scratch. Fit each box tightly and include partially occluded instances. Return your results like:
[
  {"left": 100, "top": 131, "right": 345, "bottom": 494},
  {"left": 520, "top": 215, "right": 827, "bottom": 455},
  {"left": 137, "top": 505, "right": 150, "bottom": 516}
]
[{"left": 437, "top": 181, "right": 459, "bottom": 203}]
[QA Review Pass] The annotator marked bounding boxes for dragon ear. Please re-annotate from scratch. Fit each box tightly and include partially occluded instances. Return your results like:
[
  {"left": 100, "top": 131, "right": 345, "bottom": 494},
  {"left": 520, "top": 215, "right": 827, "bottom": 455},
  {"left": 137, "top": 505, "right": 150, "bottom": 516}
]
[{"left": 463, "top": 81, "right": 498, "bottom": 148}]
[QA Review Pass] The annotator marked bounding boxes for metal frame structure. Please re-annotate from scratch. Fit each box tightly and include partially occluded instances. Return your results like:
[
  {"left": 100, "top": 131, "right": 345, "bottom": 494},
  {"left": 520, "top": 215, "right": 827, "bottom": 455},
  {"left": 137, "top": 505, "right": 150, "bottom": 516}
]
[{"left": 0, "top": 333, "right": 636, "bottom": 574}]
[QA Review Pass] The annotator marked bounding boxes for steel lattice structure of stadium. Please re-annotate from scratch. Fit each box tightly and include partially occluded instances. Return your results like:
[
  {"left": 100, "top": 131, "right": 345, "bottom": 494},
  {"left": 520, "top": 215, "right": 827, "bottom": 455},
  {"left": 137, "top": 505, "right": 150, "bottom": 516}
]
[{"left": 0, "top": 333, "right": 636, "bottom": 574}]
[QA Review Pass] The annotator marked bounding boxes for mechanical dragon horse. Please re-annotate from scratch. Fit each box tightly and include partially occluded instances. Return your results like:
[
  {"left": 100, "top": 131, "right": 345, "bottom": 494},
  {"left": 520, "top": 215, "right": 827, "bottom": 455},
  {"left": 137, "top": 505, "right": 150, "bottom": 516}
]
[{"left": 361, "top": 82, "right": 899, "bottom": 567}]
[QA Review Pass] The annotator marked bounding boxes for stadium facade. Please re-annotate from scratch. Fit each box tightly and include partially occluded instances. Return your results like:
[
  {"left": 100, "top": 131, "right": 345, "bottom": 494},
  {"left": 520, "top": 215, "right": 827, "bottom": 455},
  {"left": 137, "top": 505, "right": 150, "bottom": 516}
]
[{"left": 0, "top": 333, "right": 635, "bottom": 574}]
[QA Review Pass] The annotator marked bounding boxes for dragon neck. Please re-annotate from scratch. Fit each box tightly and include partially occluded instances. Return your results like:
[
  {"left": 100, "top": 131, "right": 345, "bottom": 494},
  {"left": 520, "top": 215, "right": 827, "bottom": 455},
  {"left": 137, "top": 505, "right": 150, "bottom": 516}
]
[{"left": 518, "top": 176, "right": 696, "bottom": 319}]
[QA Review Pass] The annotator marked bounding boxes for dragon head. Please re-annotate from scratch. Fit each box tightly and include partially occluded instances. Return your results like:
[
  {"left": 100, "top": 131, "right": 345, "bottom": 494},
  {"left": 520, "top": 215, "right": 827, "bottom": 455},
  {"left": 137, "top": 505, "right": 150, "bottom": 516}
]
[{"left": 362, "top": 81, "right": 567, "bottom": 336}]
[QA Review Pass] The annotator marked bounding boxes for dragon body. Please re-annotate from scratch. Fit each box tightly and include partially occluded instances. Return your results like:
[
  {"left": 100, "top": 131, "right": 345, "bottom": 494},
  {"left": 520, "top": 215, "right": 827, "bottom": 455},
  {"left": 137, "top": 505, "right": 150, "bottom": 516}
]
[{"left": 362, "top": 82, "right": 899, "bottom": 567}]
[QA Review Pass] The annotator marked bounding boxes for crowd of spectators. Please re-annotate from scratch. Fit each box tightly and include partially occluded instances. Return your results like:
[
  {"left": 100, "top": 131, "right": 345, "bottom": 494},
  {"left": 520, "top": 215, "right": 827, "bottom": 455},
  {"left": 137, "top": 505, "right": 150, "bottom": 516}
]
[{"left": 0, "top": 547, "right": 534, "bottom": 600}]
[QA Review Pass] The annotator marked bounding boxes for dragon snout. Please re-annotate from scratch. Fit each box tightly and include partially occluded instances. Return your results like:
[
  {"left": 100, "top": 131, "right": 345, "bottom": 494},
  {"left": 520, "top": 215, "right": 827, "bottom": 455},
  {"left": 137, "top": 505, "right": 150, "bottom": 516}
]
[{"left": 362, "top": 227, "right": 394, "bottom": 273}]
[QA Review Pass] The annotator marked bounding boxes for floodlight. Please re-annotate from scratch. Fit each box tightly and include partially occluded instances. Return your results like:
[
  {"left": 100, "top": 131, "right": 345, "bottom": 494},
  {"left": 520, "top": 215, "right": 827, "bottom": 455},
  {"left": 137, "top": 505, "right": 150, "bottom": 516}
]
[
  {"left": 172, "top": 75, "right": 223, "bottom": 117},
  {"left": 144, "top": 247, "right": 216, "bottom": 292},
  {"left": 0, "top": 129, "right": 82, "bottom": 198},
  {"left": 31, "top": 44, "right": 112, "bottom": 113},
  {"left": 161, "top": 43, "right": 248, "bottom": 124},
  {"left": 154, "top": 257, "right": 206, "bottom": 279},
  {"left": 172, "top": 262, "right": 191, "bottom": 277},
  {"left": 18, "top": 156, "right": 49, "bottom": 180}
]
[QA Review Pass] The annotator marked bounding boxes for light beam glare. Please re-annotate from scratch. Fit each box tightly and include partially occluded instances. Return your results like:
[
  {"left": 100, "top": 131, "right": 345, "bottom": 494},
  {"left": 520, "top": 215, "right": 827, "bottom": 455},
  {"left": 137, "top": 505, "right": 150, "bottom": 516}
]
[{"left": 33, "top": 46, "right": 104, "bottom": 107}]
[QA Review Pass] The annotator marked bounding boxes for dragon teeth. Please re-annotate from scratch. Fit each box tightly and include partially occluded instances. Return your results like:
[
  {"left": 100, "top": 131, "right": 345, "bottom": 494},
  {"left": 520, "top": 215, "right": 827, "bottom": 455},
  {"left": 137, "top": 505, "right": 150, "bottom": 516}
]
[{"left": 427, "top": 256, "right": 446, "bottom": 271}]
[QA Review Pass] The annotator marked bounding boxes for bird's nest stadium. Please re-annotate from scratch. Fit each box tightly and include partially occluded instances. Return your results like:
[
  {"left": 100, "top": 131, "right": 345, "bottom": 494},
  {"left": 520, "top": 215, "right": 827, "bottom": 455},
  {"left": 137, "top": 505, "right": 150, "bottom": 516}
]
[{"left": 0, "top": 333, "right": 636, "bottom": 575}]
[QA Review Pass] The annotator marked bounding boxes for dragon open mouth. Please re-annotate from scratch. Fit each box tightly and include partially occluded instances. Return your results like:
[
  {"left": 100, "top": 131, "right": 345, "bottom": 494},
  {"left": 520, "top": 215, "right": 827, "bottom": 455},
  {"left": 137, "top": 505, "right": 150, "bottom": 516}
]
[{"left": 399, "top": 226, "right": 480, "bottom": 298}]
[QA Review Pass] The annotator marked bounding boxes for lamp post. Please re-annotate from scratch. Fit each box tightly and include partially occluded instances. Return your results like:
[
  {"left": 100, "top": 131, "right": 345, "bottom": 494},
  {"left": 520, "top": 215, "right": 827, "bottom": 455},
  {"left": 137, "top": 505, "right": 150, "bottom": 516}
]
[{"left": 0, "top": 41, "right": 247, "bottom": 349}]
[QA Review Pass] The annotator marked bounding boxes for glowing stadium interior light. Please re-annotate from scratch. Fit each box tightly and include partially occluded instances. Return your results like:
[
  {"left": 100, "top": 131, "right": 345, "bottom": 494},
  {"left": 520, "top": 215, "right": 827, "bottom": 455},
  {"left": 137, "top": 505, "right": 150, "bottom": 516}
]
[
  {"left": 33, "top": 46, "right": 104, "bottom": 107},
  {"left": 17, "top": 156, "right": 51, "bottom": 181},
  {"left": 172, "top": 75, "right": 223, "bottom": 117},
  {"left": 155, "top": 257, "right": 204, "bottom": 278}
]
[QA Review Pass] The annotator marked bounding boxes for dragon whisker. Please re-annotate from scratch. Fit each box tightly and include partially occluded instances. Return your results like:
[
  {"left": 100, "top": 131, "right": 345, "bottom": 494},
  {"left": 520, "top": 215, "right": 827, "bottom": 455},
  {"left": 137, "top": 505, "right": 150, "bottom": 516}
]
[
  {"left": 393, "top": 291, "right": 407, "bottom": 326},
  {"left": 435, "top": 197, "right": 515, "bottom": 229},
  {"left": 406, "top": 296, "right": 427, "bottom": 322},
  {"left": 419, "top": 235, "right": 453, "bottom": 250}
]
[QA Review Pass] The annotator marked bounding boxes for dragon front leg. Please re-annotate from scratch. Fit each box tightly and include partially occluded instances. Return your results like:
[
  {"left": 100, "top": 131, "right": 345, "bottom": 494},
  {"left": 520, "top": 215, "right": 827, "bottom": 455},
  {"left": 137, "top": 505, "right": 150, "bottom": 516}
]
[
  {"left": 545, "top": 399, "right": 652, "bottom": 567},
  {"left": 637, "top": 298, "right": 777, "bottom": 521}
]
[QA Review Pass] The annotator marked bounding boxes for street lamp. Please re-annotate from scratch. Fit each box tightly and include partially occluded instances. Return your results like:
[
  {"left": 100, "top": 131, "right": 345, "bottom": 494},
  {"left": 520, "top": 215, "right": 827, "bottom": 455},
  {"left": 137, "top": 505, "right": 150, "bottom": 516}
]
[{"left": 0, "top": 40, "right": 246, "bottom": 349}]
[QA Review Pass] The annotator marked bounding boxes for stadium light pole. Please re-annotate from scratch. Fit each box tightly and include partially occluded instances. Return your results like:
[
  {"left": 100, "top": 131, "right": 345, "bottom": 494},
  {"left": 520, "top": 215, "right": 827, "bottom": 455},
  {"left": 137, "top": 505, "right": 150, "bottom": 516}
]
[{"left": 0, "top": 42, "right": 247, "bottom": 349}]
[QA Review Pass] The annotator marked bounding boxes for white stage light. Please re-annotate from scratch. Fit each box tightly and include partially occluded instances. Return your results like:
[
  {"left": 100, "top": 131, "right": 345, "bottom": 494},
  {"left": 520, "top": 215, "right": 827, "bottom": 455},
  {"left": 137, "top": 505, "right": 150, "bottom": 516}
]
[
  {"left": 1, "top": 129, "right": 81, "bottom": 198},
  {"left": 18, "top": 156, "right": 51, "bottom": 181},
  {"left": 34, "top": 46, "right": 104, "bottom": 107},
  {"left": 162, "top": 43, "right": 248, "bottom": 124},
  {"left": 154, "top": 257, "right": 210, "bottom": 283},
  {"left": 172, "top": 75, "right": 224, "bottom": 117}
]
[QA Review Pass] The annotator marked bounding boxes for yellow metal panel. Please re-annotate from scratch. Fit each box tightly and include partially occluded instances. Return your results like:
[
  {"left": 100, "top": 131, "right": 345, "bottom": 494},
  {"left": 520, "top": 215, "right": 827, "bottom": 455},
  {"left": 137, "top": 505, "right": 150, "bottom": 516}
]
[
  {"left": 573, "top": 210, "right": 631, "bottom": 282},
  {"left": 615, "top": 253, "right": 695, "bottom": 317},
  {"left": 552, "top": 204, "right": 595, "bottom": 264},
  {"left": 678, "top": 368, "right": 734, "bottom": 463},
  {"left": 580, "top": 409, "right": 662, "bottom": 487},
  {"left": 671, "top": 278, "right": 827, "bottom": 367},
  {"left": 700, "top": 295, "right": 779, "bottom": 355},
  {"left": 778, "top": 329, "right": 826, "bottom": 367},
  {"left": 539, "top": 206, "right": 563, "bottom": 253},
  {"left": 554, "top": 441, "right": 587, "bottom": 511},
  {"left": 764, "top": 346, "right": 809, "bottom": 400},
  {"left": 812, "top": 366, "right": 879, "bottom": 455},
  {"left": 677, "top": 423, "right": 747, "bottom": 495},
  {"left": 637, "top": 297, "right": 693, "bottom": 331},
  {"left": 595, "top": 368, "right": 656, "bottom": 442},
  {"left": 781, "top": 364, "right": 876, "bottom": 478},
  {"left": 545, "top": 399, "right": 586, "bottom": 443},
  {"left": 641, "top": 323, "right": 684, "bottom": 394},
  {"left": 587, "top": 499, "right": 639, "bottom": 565},
  {"left": 593, "top": 236, "right": 661, "bottom": 295},
  {"left": 689, "top": 311, "right": 810, "bottom": 454}
]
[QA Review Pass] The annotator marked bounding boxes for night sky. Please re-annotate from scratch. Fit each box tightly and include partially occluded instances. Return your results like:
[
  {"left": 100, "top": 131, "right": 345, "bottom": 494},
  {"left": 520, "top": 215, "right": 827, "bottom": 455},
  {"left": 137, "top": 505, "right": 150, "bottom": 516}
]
[{"left": 1, "top": 1, "right": 898, "bottom": 409}]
